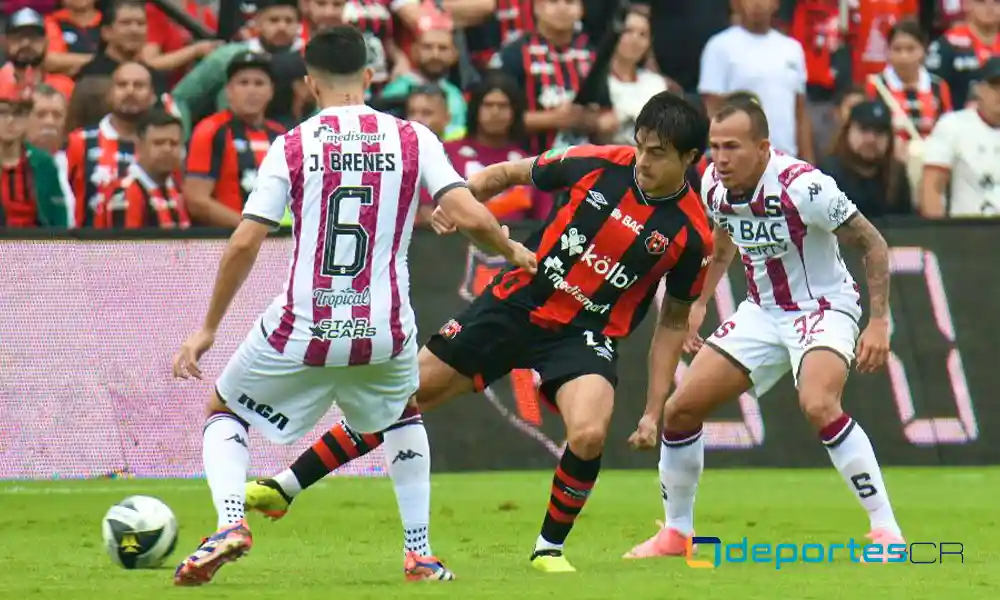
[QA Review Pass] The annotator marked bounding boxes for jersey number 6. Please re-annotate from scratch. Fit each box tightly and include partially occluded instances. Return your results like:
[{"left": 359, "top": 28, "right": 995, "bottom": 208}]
[{"left": 322, "top": 186, "right": 373, "bottom": 278}]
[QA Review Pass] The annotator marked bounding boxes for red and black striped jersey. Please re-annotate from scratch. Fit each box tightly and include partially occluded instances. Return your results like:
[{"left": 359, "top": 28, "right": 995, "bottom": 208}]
[{"left": 492, "top": 145, "right": 713, "bottom": 338}]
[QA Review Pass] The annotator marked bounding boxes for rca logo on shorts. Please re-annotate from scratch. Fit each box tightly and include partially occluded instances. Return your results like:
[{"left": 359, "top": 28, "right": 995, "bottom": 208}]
[
  {"left": 236, "top": 394, "right": 289, "bottom": 431},
  {"left": 439, "top": 319, "right": 462, "bottom": 339},
  {"left": 309, "top": 318, "right": 377, "bottom": 340}
]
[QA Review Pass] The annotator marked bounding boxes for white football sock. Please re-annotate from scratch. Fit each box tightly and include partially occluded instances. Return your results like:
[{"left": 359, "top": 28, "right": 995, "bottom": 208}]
[
  {"left": 823, "top": 417, "right": 901, "bottom": 535},
  {"left": 273, "top": 468, "right": 303, "bottom": 498},
  {"left": 659, "top": 430, "right": 705, "bottom": 536},
  {"left": 203, "top": 413, "right": 250, "bottom": 529},
  {"left": 383, "top": 420, "right": 432, "bottom": 556}
]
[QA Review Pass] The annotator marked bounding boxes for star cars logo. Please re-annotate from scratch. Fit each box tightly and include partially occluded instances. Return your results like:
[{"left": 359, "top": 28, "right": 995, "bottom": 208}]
[{"left": 645, "top": 230, "right": 669, "bottom": 254}]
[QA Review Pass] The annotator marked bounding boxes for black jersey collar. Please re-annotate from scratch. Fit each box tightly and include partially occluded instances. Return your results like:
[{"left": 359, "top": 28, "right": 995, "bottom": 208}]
[{"left": 633, "top": 168, "right": 689, "bottom": 205}]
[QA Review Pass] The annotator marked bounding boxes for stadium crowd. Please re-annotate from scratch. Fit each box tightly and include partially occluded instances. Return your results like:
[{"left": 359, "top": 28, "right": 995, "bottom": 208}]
[{"left": 0, "top": 0, "right": 998, "bottom": 230}]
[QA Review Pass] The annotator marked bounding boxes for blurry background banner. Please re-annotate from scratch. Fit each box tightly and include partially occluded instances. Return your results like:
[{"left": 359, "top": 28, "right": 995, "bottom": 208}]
[{"left": 0, "top": 220, "right": 996, "bottom": 479}]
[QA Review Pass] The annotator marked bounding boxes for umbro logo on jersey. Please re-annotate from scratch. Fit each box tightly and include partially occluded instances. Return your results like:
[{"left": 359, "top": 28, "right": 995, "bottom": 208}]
[
  {"left": 586, "top": 190, "right": 608, "bottom": 209},
  {"left": 392, "top": 449, "right": 424, "bottom": 463},
  {"left": 560, "top": 228, "right": 586, "bottom": 256}
]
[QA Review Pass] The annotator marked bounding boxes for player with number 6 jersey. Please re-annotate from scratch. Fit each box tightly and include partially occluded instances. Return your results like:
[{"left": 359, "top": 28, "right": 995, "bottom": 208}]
[
  {"left": 170, "top": 27, "right": 535, "bottom": 587},
  {"left": 625, "top": 95, "right": 906, "bottom": 561},
  {"left": 245, "top": 91, "right": 714, "bottom": 573}
]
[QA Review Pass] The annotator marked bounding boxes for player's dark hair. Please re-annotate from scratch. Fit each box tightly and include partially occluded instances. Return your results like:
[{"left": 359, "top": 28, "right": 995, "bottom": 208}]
[
  {"left": 137, "top": 109, "right": 181, "bottom": 138},
  {"left": 465, "top": 70, "right": 526, "bottom": 142},
  {"left": 634, "top": 91, "right": 709, "bottom": 162},
  {"left": 714, "top": 96, "right": 770, "bottom": 141},
  {"left": 304, "top": 26, "right": 369, "bottom": 77}
]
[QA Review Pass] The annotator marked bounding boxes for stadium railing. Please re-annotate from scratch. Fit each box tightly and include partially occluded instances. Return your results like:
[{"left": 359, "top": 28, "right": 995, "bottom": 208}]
[{"left": 1, "top": 218, "right": 997, "bottom": 479}]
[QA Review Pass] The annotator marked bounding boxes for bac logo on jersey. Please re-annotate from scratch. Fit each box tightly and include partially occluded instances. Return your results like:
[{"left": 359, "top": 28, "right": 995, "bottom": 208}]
[
  {"left": 645, "top": 231, "right": 669, "bottom": 254},
  {"left": 586, "top": 190, "right": 607, "bottom": 209},
  {"left": 439, "top": 319, "right": 462, "bottom": 339},
  {"left": 236, "top": 394, "right": 290, "bottom": 431},
  {"left": 611, "top": 207, "right": 644, "bottom": 233},
  {"left": 560, "top": 228, "right": 586, "bottom": 256}
]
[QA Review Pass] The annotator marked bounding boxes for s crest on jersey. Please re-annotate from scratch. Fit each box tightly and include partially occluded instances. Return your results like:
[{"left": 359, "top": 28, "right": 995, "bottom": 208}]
[
  {"left": 439, "top": 319, "right": 463, "bottom": 339},
  {"left": 644, "top": 230, "right": 669, "bottom": 254}
]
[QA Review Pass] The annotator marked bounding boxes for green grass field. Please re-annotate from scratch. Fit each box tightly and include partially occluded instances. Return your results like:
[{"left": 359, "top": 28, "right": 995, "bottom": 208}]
[{"left": 1, "top": 468, "right": 995, "bottom": 599}]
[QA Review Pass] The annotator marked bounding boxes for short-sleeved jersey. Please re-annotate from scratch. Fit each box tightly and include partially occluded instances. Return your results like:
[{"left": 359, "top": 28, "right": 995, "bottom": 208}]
[
  {"left": 922, "top": 108, "right": 1000, "bottom": 217},
  {"left": 491, "top": 145, "right": 713, "bottom": 338},
  {"left": 865, "top": 68, "right": 952, "bottom": 139},
  {"left": 489, "top": 33, "right": 611, "bottom": 155},
  {"left": 65, "top": 116, "right": 136, "bottom": 228},
  {"left": 701, "top": 151, "right": 862, "bottom": 320},
  {"left": 185, "top": 110, "right": 285, "bottom": 213},
  {"left": 44, "top": 9, "right": 101, "bottom": 55},
  {"left": 926, "top": 25, "right": 1000, "bottom": 109},
  {"left": 93, "top": 165, "right": 189, "bottom": 229},
  {"left": 244, "top": 104, "right": 465, "bottom": 368}
]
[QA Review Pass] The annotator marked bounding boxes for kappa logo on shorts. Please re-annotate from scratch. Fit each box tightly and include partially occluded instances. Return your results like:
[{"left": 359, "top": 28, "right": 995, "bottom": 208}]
[
  {"left": 645, "top": 230, "right": 670, "bottom": 254},
  {"left": 439, "top": 319, "right": 462, "bottom": 339}
]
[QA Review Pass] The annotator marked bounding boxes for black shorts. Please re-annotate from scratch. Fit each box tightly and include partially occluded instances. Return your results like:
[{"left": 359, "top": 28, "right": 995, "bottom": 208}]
[{"left": 425, "top": 291, "right": 619, "bottom": 405}]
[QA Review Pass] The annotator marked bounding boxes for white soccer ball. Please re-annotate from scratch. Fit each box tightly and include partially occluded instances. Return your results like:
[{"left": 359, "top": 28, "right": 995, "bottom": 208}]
[{"left": 102, "top": 495, "right": 179, "bottom": 569}]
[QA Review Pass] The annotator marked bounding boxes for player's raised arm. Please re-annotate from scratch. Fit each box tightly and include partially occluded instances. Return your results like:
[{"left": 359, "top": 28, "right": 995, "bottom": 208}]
[
  {"left": 416, "top": 124, "right": 536, "bottom": 272},
  {"left": 683, "top": 226, "right": 738, "bottom": 354},
  {"left": 630, "top": 228, "right": 712, "bottom": 451},
  {"left": 466, "top": 158, "right": 534, "bottom": 201},
  {"left": 173, "top": 137, "right": 289, "bottom": 379}
]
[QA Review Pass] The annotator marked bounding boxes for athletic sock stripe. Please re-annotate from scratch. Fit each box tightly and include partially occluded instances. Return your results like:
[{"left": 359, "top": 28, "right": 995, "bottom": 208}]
[
  {"left": 312, "top": 433, "right": 344, "bottom": 469},
  {"left": 823, "top": 419, "right": 856, "bottom": 448},
  {"left": 546, "top": 503, "right": 574, "bottom": 524},
  {"left": 332, "top": 426, "right": 361, "bottom": 460},
  {"left": 552, "top": 486, "right": 587, "bottom": 509},
  {"left": 554, "top": 466, "right": 594, "bottom": 491},
  {"left": 661, "top": 428, "right": 703, "bottom": 447},
  {"left": 203, "top": 412, "right": 247, "bottom": 433},
  {"left": 382, "top": 417, "right": 423, "bottom": 433}
]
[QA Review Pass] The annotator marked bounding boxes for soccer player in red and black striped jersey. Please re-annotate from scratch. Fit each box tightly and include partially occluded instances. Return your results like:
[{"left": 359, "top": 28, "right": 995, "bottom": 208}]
[{"left": 245, "top": 91, "right": 714, "bottom": 572}]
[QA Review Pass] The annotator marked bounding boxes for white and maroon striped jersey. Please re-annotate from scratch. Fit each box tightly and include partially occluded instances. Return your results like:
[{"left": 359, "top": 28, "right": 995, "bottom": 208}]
[
  {"left": 701, "top": 151, "right": 863, "bottom": 320},
  {"left": 243, "top": 104, "right": 466, "bottom": 367}
]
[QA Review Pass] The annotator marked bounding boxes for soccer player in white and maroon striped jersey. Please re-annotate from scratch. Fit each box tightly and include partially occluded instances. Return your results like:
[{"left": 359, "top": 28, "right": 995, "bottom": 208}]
[
  {"left": 170, "top": 26, "right": 536, "bottom": 587},
  {"left": 625, "top": 96, "right": 906, "bottom": 560}
]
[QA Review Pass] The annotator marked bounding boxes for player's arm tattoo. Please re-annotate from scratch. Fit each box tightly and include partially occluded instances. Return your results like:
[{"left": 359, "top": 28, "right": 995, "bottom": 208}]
[
  {"left": 834, "top": 213, "right": 890, "bottom": 319},
  {"left": 659, "top": 295, "right": 693, "bottom": 330},
  {"left": 467, "top": 158, "right": 534, "bottom": 201}
]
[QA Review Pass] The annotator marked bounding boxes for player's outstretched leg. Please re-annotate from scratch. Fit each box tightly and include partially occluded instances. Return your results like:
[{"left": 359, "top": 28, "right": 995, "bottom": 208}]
[
  {"left": 246, "top": 347, "right": 471, "bottom": 520},
  {"left": 246, "top": 421, "right": 385, "bottom": 519},
  {"left": 175, "top": 399, "right": 254, "bottom": 586},
  {"left": 798, "top": 350, "right": 904, "bottom": 559},
  {"left": 625, "top": 345, "right": 751, "bottom": 559},
  {"left": 530, "top": 374, "right": 613, "bottom": 574}
]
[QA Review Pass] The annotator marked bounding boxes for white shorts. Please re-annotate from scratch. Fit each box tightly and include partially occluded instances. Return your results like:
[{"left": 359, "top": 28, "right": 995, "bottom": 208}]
[
  {"left": 216, "top": 321, "right": 419, "bottom": 443},
  {"left": 705, "top": 301, "right": 859, "bottom": 397}
]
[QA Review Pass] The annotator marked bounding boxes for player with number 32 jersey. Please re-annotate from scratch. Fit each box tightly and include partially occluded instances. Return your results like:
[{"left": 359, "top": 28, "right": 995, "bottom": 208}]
[{"left": 625, "top": 96, "right": 906, "bottom": 562}]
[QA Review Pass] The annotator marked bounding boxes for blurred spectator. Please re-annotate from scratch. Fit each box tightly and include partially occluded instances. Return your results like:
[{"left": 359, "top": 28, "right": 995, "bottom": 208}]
[
  {"left": 94, "top": 109, "right": 188, "bottom": 229},
  {"left": 184, "top": 52, "right": 285, "bottom": 227},
  {"left": 850, "top": 0, "right": 919, "bottom": 84},
  {"left": 65, "top": 72, "right": 109, "bottom": 130},
  {"left": 490, "top": 0, "right": 616, "bottom": 154},
  {"left": 631, "top": 0, "right": 730, "bottom": 92},
  {"left": 820, "top": 100, "right": 912, "bottom": 218},
  {"left": 2, "top": 9, "right": 76, "bottom": 99},
  {"left": 834, "top": 85, "right": 867, "bottom": 129},
  {"left": 926, "top": 0, "right": 1000, "bottom": 108},
  {"left": 465, "top": 0, "right": 532, "bottom": 71},
  {"left": 405, "top": 84, "right": 450, "bottom": 138},
  {"left": 607, "top": 6, "right": 671, "bottom": 146},
  {"left": 790, "top": 0, "right": 853, "bottom": 103},
  {"left": 0, "top": 77, "right": 73, "bottom": 229},
  {"left": 66, "top": 61, "right": 154, "bottom": 227},
  {"left": 43, "top": 0, "right": 101, "bottom": 76},
  {"left": 171, "top": 0, "right": 301, "bottom": 135},
  {"left": 380, "top": 21, "right": 465, "bottom": 139},
  {"left": 443, "top": 72, "right": 543, "bottom": 222},
  {"left": 866, "top": 20, "right": 953, "bottom": 146},
  {"left": 146, "top": 2, "right": 219, "bottom": 65},
  {"left": 74, "top": 0, "right": 216, "bottom": 93},
  {"left": 26, "top": 82, "right": 67, "bottom": 154},
  {"left": 300, "top": 0, "right": 416, "bottom": 91},
  {"left": 921, "top": 57, "right": 1000, "bottom": 217},
  {"left": 699, "top": 0, "right": 813, "bottom": 161}
]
